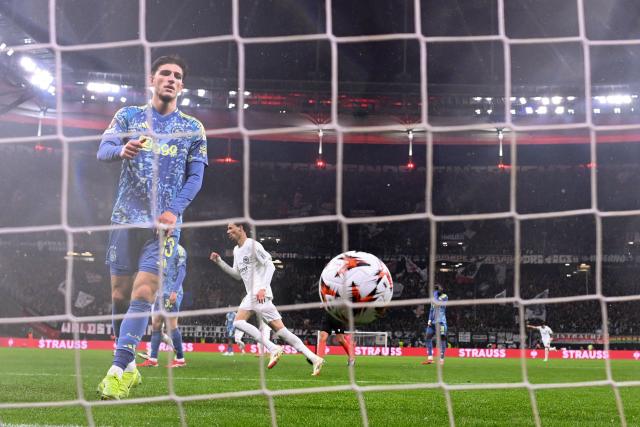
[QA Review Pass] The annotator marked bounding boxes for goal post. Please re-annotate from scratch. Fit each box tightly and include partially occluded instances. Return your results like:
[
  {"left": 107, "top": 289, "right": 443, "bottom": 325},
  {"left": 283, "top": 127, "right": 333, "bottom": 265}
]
[{"left": 317, "top": 330, "right": 388, "bottom": 350}]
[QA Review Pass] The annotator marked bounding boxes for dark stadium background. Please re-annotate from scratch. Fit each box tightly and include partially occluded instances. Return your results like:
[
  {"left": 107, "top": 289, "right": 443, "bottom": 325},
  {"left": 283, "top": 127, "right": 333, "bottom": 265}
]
[{"left": 1, "top": 0, "right": 640, "bottom": 351}]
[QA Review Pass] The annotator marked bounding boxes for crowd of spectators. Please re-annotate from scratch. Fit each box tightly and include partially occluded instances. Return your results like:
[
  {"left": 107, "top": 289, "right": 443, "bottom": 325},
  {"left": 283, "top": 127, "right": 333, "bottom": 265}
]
[{"left": 2, "top": 143, "right": 640, "bottom": 349}]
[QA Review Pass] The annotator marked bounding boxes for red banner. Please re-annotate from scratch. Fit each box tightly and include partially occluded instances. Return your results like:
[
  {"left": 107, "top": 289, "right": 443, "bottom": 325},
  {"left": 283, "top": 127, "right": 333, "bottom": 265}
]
[{"left": 1, "top": 337, "right": 640, "bottom": 360}]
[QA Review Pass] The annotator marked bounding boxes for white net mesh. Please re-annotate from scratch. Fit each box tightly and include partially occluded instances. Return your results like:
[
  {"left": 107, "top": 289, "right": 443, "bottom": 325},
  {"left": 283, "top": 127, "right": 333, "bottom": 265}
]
[{"left": 1, "top": 0, "right": 640, "bottom": 426}]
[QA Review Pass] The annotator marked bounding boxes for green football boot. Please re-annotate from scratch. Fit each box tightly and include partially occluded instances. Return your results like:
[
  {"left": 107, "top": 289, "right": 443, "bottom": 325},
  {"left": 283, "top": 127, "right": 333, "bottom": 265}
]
[
  {"left": 97, "top": 373, "right": 129, "bottom": 400},
  {"left": 122, "top": 367, "right": 142, "bottom": 390}
]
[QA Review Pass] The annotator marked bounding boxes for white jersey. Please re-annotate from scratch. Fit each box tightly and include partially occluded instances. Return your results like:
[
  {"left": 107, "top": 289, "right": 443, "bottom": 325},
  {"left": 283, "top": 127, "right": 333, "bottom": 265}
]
[
  {"left": 536, "top": 325, "right": 553, "bottom": 343},
  {"left": 233, "top": 238, "right": 274, "bottom": 299}
]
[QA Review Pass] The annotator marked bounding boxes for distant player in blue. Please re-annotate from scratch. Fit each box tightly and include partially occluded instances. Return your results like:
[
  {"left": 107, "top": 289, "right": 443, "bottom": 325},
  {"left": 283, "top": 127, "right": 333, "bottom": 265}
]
[
  {"left": 96, "top": 55, "right": 208, "bottom": 400},
  {"left": 137, "top": 244, "right": 188, "bottom": 368},
  {"left": 423, "top": 284, "right": 448, "bottom": 365},
  {"left": 224, "top": 309, "right": 237, "bottom": 355}
]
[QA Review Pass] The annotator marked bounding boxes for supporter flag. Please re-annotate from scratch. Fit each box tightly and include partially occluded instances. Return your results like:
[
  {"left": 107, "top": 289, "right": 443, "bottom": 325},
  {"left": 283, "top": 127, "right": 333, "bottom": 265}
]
[
  {"left": 455, "top": 259, "right": 483, "bottom": 284},
  {"left": 74, "top": 291, "right": 95, "bottom": 308},
  {"left": 405, "top": 257, "right": 428, "bottom": 282},
  {"left": 525, "top": 289, "right": 549, "bottom": 321}
]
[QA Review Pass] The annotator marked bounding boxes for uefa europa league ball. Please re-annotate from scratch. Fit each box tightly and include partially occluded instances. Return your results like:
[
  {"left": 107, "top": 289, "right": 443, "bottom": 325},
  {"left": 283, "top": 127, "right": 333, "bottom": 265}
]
[{"left": 319, "top": 251, "right": 393, "bottom": 325}]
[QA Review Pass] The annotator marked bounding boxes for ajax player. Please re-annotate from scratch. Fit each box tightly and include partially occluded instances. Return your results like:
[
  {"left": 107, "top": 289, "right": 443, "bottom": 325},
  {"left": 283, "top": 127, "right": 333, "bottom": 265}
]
[
  {"left": 96, "top": 55, "right": 207, "bottom": 400},
  {"left": 137, "top": 244, "right": 188, "bottom": 367},
  {"left": 423, "top": 284, "right": 448, "bottom": 365},
  {"left": 209, "top": 222, "right": 324, "bottom": 376},
  {"left": 527, "top": 322, "right": 557, "bottom": 361}
]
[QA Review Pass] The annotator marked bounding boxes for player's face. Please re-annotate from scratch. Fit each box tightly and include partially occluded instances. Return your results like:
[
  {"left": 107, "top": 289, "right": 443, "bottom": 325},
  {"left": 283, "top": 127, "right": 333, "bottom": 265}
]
[
  {"left": 151, "top": 64, "right": 184, "bottom": 103},
  {"left": 226, "top": 223, "right": 243, "bottom": 242}
]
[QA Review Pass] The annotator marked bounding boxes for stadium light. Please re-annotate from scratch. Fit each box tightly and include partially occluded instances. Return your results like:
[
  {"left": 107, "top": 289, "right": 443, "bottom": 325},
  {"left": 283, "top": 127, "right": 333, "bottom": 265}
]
[
  {"left": 551, "top": 96, "right": 563, "bottom": 105},
  {"left": 197, "top": 89, "right": 206, "bottom": 97},
  {"left": 316, "top": 128, "right": 326, "bottom": 169},
  {"left": 555, "top": 106, "right": 565, "bottom": 115},
  {"left": 181, "top": 98, "right": 191, "bottom": 106},
  {"left": 19, "top": 56, "right": 36, "bottom": 72},
  {"left": 29, "top": 69, "right": 53, "bottom": 90},
  {"left": 519, "top": 97, "right": 527, "bottom": 105},
  {"left": 87, "top": 82, "right": 120, "bottom": 94},
  {"left": 536, "top": 106, "right": 548, "bottom": 115}
]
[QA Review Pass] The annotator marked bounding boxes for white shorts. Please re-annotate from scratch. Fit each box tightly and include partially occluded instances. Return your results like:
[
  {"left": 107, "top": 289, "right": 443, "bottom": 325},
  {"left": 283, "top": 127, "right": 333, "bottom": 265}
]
[
  {"left": 238, "top": 295, "right": 282, "bottom": 323},
  {"left": 542, "top": 339, "right": 551, "bottom": 348}
]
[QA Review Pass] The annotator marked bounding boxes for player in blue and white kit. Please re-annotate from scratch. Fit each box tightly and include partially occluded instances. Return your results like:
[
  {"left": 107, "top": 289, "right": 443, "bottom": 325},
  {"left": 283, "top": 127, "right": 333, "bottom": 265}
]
[
  {"left": 96, "top": 55, "right": 208, "bottom": 400},
  {"left": 137, "top": 244, "right": 188, "bottom": 368},
  {"left": 224, "top": 309, "right": 237, "bottom": 355},
  {"left": 423, "top": 284, "right": 448, "bottom": 365}
]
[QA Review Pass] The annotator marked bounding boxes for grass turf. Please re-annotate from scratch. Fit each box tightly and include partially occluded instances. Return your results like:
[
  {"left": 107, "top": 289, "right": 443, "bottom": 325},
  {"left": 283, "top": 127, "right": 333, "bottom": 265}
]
[{"left": 0, "top": 348, "right": 638, "bottom": 426}]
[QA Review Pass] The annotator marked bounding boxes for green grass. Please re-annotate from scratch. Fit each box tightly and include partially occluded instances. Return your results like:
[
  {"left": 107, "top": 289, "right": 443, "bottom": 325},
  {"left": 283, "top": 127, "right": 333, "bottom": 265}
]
[{"left": 0, "top": 348, "right": 638, "bottom": 426}]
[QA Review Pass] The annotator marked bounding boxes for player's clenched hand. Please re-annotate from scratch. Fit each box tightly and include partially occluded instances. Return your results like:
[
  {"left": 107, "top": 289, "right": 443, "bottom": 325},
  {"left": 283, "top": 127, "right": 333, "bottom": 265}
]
[
  {"left": 169, "top": 291, "right": 177, "bottom": 305},
  {"left": 256, "top": 289, "right": 266, "bottom": 303},
  {"left": 157, "top": 211, "right": 177, "bottom": 236},
  {"left": 120, "top": 138, "right": 145, "bottom": 159},
  {"left": 209, "top": 252, "right": 220, "bottom": 263}
]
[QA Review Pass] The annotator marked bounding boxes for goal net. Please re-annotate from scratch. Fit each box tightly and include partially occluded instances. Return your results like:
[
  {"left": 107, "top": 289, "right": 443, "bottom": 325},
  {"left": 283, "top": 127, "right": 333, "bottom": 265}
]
[
  {"left": 1, "top": 0, "right": 639, "bottom": 426},
  {"left": 317, "top": 330, "right": 389, "bottom": 350}
]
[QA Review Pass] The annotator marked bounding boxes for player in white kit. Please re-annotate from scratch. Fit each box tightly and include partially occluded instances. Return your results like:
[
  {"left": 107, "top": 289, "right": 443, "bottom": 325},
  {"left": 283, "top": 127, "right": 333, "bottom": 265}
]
[
  {"left": 210, "top": 222, "right": 324, "bottom": 376},
  {"left": 527, "top": 322, "right": 557, "bottom": 361}
]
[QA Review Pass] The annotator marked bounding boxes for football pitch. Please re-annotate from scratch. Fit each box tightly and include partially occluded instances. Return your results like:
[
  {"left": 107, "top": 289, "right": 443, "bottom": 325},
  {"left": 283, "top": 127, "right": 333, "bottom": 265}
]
[{"left": 0, "top": 348, "right": 638, "bottom": 426}]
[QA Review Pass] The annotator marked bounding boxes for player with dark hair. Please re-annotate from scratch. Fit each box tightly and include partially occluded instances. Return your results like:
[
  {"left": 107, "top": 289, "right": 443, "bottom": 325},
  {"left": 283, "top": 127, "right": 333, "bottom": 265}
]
[
  {"left": 422, "top": 284, "right": 448, "bottom": 365},
  {"left": 96, "top": 55, "right": 207, "bottom": 399},
  {"left": 210, "top": 222, "right": 325, "bottom": 376}
]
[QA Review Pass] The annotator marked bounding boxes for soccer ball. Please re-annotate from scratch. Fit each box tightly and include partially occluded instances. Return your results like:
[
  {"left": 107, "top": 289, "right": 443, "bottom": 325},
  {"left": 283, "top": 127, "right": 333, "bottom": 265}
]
[{"left": 319, "top": 251, "right": 393, "bottom": 325}]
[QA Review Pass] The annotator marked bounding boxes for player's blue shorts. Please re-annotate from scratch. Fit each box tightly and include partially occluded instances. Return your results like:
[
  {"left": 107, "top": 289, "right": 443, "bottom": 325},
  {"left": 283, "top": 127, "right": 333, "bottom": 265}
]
[
  {"left": 153, "top": 291, "right": 183, "bottom": 313},
  {"left": 106, "top": 227, "right": 180, "bottom": 276},
  {"left": 426, "top": 323, "right": 447, "bottom": 337}
]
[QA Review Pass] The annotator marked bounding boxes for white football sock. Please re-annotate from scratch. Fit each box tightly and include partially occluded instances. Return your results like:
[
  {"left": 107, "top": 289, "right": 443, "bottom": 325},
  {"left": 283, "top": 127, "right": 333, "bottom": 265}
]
[
  {"left": 125, "top": 360, "right": 137, "bottom": 372},
  {"left": 107, "top": 365, "right": 124, "bottom": 379},
  {"left": 275, "top": 328, "right": 318, "bottom": 361},
  {"left": 234, "top": 320, "right": 277, "bottom": 352}
]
